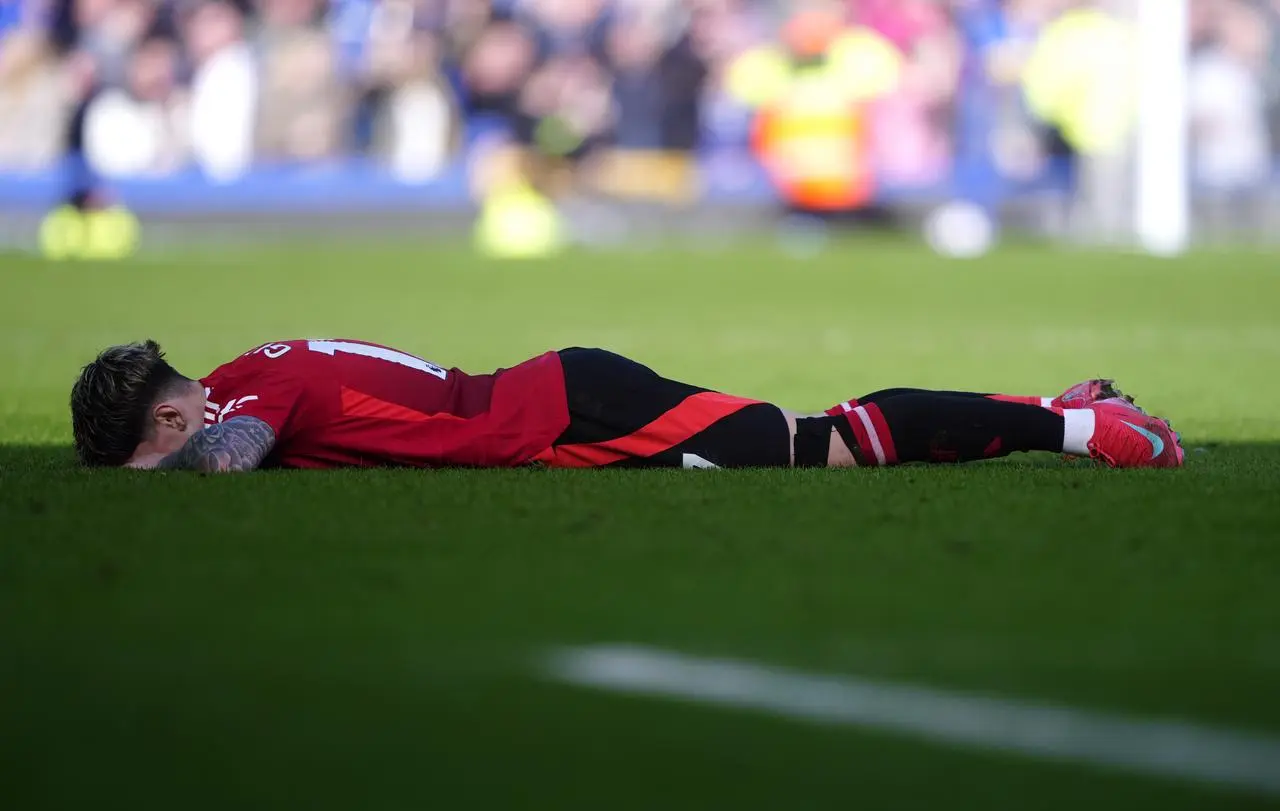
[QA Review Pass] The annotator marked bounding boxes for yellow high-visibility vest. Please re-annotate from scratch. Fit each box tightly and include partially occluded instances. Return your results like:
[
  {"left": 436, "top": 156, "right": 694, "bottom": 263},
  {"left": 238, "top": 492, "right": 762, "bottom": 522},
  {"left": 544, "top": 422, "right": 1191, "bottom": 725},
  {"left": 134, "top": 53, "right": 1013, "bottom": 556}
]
[
  {"left": 726, "top": 29, "right": 902, "bottom": 110},
  {"left": 728, "top": 30, "right": 902, "bottom": 210},
  {"left": 1022, "top": 9, "right": 1135, "bottom": 155}
]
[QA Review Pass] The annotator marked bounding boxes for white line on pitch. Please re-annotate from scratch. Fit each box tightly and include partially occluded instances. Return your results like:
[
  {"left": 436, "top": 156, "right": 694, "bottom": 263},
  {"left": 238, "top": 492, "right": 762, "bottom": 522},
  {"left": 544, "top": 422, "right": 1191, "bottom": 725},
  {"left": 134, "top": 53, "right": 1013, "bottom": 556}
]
[{"left": 544, "top": 645, "right": 1280, "bottom": 797}]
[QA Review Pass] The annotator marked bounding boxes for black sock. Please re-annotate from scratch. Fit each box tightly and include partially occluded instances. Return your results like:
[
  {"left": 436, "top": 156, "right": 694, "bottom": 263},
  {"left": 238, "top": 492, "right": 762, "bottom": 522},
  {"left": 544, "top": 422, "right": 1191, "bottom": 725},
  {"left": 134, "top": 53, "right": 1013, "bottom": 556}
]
[{"left": 873, "top": 393, "right": 1064, "bottom": 463}]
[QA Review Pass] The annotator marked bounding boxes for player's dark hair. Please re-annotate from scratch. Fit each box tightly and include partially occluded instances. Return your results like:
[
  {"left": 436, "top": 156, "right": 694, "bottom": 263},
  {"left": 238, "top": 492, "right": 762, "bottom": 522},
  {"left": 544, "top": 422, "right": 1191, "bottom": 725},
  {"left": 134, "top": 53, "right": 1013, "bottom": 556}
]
[{"left": 70, "top": 340, "right": 191, "bottom": 467}]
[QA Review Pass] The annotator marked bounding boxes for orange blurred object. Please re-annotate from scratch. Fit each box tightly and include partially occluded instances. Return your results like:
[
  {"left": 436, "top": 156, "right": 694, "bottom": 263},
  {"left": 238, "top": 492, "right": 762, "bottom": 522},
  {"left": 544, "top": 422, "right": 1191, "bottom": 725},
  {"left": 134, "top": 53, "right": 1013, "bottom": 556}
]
[
  {"left": 783, "top": 9, "right": 844, "bottom": 58},
  {"left": 751, "top": 94, "right": 875, "bottom": 211}
]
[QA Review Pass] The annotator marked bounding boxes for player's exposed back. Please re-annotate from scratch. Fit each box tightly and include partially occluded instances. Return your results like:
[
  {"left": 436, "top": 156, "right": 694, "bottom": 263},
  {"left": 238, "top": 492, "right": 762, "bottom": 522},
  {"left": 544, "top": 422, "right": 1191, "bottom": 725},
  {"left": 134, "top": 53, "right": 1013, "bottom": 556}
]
[{"left": 70, "top": 338, "right": 1184, "bottom": 474}]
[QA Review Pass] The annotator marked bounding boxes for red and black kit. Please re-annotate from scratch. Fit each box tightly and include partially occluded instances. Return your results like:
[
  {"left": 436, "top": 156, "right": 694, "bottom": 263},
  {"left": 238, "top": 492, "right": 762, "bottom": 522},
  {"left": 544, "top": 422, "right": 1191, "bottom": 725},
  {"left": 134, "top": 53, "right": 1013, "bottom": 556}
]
[{"left": 536, "top": 348, "right": 791, "bottom": 468}]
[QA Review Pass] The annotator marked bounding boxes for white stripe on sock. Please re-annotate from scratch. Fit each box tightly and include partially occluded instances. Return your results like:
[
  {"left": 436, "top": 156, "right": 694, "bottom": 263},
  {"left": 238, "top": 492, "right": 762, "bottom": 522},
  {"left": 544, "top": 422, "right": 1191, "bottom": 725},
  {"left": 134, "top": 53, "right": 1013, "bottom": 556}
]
[
  {"left": 1062, "top": 409, "right": 1097, "bottom": 456},
  {"left": 1040, "top": 397, "right": 1055, "bottom": 409},
  {"left": 853, "top": 406, "right": 886, "bottom": 465}
]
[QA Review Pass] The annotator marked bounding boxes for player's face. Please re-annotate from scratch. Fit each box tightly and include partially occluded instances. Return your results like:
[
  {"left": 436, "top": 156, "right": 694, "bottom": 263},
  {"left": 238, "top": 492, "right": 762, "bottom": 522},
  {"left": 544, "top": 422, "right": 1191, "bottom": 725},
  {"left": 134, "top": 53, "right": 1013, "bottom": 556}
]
[{"left": 126, "top": 383, "right": 205, "bottom": 467}]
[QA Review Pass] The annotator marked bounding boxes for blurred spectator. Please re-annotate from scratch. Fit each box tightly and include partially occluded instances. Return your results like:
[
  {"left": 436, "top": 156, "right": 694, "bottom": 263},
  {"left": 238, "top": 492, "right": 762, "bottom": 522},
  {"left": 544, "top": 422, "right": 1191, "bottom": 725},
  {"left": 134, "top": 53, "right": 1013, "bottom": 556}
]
[
  {"left": 461, "top": 18, "right": 536, "bottom": 117},
  {"left": 0, "top": 28, "right": 67, "bottom": 170},
  {"left": 1021, "top": 1, "right": 1134, "bottom": 159},
  {"left": 254, "top": 0, "right": 344, "bottom": 162},
  {"left": 516, "top": 52, "right": 612, "bottom": 190},
  {"left": 259, "top": 0, "right": 326, "bottom": 41},
  {"left": 513, "top": 0, "right": 613, "bottom": 164},
  {"left": 606, "top": 9, "right": 669, "bottom": 150},
  {"left": 962, "top": 0, "right": 1063, "bottom": 182},
  {"left": 581, "top": 3, "right": 706, "bottom": 202},
  {"left": 70, "top": 0, "right": 158, "bottom": 88},
  {"left": 2, "top": 0, "right": 1279, "bottom": 233},
  {"left": 186, "top": 1, "right": 256, "bottom": 178},
  {"left": 515, "top": 0, "right": 608, "bottom": 58},
  {"left": 1189, "top": 0, "right": 1271, "bottom": 233},
  {"left": 83, "top": 34, "right": 187, "bottom": 177},
  {"left": 856, "top": 0, "right": 959, "bottom": 186},
  {"left": 441, "top": 0, "right": 492, "bottom": 55},
  {"left": 1266, "top": 0, "right": 1280, "bottom": 153},
  {"left": 363, "top": 25, "right": 457, "bottom": 180},
  {"left": 606, "top": 3, "right": 705, "bottom": 151},
  {"left": 1189, "top": 0, "right": 1270, "bottom": 190},
  {"left": 726, "top": 3, "right": 902, "bottom": 213}
]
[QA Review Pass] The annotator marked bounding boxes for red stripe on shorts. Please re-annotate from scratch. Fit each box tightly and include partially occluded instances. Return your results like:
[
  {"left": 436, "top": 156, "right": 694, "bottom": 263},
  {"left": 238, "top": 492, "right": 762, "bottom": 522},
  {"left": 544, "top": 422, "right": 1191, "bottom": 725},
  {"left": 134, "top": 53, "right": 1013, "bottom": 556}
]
[{"left": 535, "top": 391, "right": 761, "bottom": 468}]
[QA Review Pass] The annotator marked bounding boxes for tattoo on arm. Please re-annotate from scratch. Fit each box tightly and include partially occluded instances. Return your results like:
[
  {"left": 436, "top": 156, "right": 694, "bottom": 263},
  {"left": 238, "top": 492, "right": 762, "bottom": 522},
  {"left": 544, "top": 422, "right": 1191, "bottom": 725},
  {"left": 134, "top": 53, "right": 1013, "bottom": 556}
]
[{"left": 156, "top": 417, "right": 276, "bottom": 473}]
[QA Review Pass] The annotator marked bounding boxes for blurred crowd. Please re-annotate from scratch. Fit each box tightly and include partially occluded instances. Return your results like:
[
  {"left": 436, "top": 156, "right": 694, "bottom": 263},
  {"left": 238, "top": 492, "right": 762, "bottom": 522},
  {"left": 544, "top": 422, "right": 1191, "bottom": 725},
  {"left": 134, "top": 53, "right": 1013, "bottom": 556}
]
[{"left": 0, "top": 0, "right": 1278, "bottom": 198}]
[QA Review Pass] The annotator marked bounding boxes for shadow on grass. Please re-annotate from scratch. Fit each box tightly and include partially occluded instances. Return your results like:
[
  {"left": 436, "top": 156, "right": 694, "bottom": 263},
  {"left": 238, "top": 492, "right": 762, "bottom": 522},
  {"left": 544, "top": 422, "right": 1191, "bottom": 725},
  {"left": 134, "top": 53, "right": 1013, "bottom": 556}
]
[
  {"left": 0, "top": 445, "right": 79, "bottom": 474},
  {"left": 1, "top": 441, "right": 1278, "bottom": 477}
]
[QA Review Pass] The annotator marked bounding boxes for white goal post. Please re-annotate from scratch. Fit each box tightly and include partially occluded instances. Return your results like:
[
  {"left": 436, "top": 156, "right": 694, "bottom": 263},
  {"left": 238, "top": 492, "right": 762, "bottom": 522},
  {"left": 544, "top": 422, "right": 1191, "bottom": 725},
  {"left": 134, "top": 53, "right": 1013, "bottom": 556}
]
[{"left": 1134, "top": 0, "right": 1190, "bottom": 256}]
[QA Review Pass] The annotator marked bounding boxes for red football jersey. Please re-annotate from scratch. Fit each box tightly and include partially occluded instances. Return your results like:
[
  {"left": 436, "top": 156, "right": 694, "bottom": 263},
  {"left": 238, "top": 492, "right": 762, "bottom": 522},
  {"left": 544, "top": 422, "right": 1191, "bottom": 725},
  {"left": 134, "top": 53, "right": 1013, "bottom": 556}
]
[{"left": 200, "top": 340, "right": 569, "bottom": 468}]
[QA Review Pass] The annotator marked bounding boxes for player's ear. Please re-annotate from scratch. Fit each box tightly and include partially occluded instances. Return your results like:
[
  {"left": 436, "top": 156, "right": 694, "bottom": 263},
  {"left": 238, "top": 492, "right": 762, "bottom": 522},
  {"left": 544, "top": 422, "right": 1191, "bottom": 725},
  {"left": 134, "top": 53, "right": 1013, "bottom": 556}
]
[{"left": 153, "top": 402, "right": 187, "bottom": 432}]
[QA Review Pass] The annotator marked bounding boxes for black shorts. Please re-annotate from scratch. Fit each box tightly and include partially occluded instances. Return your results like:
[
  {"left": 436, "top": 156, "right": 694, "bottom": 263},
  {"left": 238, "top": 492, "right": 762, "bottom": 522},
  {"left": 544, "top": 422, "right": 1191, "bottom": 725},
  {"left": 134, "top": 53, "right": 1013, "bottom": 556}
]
[{"left": 538, "top": 348, "right": 788, "bottom": 468}]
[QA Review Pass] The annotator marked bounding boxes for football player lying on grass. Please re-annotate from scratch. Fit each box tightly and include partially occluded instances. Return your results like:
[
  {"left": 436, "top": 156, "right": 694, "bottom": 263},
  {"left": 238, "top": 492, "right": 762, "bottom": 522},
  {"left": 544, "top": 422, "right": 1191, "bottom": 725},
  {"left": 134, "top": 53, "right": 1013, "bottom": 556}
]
[{"left": 71, "top": 339, "right": 1184, "bottom": 473}]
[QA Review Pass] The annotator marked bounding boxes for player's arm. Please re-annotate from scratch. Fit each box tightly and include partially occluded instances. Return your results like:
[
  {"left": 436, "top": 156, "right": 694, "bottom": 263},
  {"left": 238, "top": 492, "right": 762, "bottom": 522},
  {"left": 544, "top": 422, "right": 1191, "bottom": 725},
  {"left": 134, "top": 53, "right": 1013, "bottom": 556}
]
[{"left": 146, "top": 416, "right": 276, "bottom": 473}]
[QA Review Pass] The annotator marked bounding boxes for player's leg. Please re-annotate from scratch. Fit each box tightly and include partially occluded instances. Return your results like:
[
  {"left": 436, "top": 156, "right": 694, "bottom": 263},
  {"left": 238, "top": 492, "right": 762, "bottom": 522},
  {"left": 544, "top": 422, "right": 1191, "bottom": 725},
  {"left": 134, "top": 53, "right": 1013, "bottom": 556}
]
[
  {"left": 540, "top": 350, "right": 1179, "bottom": 469},
  {"left": 666, "top": 396, "right": 1071, "bottom": 468},
  {"left": 812, "top": 394, "right": 1074, "bottom": 466},
  {"left": 545, "top": 350, "right": 1073, "bottom": 468},
  {"left": 816, "top": 392, "right": 1182, "bottom": 468},
  {"left": 541, "top": 347, "right": 795, "bottom": 468}
]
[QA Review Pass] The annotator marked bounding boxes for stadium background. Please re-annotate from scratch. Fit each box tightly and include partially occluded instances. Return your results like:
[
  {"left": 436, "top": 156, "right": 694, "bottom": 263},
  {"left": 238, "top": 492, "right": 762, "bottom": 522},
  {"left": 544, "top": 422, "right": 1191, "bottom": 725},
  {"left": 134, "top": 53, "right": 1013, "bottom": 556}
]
[
  {"left": 1, "top": 0, "right": 1277, "bottom": 247},
  {"left": 4, "top": 2, "right": 1280, "bottom": 810}
]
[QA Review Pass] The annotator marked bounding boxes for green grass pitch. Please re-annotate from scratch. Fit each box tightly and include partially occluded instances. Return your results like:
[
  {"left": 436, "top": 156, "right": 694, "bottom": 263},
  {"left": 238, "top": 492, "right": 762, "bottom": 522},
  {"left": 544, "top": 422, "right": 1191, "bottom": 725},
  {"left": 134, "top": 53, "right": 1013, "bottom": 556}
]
[{"left": 2, "top": 237, "right": 1279, "bottom": 809}]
